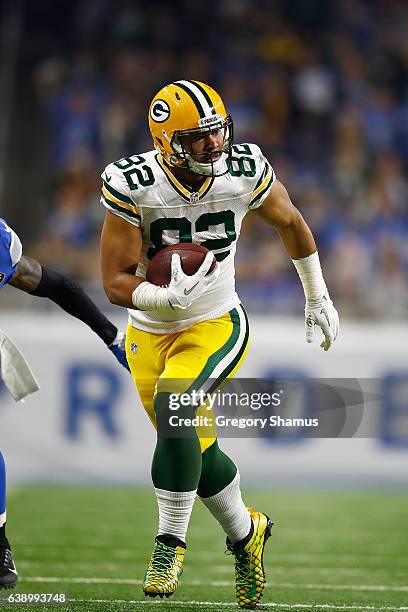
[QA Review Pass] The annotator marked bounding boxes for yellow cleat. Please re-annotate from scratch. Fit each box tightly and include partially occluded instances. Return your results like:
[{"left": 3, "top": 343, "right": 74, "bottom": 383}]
[
  {"left": 143, "top": 537, "right": 185, "bottom": 598},
  {"left": 226, "top": 509, "right": 273, "bottom": 609}
]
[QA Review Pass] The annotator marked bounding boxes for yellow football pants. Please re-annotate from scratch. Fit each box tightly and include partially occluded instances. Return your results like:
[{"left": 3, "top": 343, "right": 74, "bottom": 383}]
[{"left": 126, "top": 305, "right": 249, "bottom": 453}]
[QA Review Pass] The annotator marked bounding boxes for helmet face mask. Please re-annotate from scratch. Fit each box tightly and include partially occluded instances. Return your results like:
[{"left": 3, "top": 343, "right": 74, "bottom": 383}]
[
  {"left": 171, "top": 115, "right": 233, "bottom": 177},
  {"left": 149, "top": 81, "right": 233, "bottom": 179}
]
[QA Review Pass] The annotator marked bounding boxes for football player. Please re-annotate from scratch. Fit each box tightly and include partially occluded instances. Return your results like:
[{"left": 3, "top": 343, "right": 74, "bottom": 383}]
[
  {"left": 100, "top": 80, "right": 339, "bottom": 609},
  {"left": 0, "top": 217, "right": 129, "bottom": 589}
]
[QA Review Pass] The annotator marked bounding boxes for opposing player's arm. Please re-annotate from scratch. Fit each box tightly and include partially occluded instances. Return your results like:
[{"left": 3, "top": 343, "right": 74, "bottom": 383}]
[
  {"left": 253, "top": 178, "right": 339, "bottom": 351},
  {"left": 8, "top": 256, "right": 42, "bottom": 292},
  {"left": 8, "top": 253, "right": 129, "bottom": 369},
  {"left": 253, "top": 180, "right": 316, "bottom": 258},
  {"left": 100, "top": 210, "right": 145, "bottom": 308}
]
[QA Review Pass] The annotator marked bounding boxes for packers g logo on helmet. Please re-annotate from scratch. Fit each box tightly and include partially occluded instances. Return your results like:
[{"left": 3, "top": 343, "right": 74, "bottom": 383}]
[
  {"left": 148, "top": 80, "right": 233, "bottom": 177},
  {"left": 150, "top": 99, "right": 171, "bottom": 123}
]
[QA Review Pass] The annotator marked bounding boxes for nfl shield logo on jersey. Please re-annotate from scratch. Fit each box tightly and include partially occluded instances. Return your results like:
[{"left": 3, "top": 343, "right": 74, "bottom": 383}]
[{"left": 189, "top": 192, "right": 200, "bottom": 204}]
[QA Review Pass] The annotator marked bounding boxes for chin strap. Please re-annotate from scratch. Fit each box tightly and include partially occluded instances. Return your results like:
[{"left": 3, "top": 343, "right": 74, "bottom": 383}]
[{"left": 186, "top": 151, "right": 230, "bottom": 177}]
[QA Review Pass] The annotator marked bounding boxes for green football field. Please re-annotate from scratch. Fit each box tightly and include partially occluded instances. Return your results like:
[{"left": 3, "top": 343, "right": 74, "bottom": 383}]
[{"left": 0, "top": 487, "right": 407, "bottom": 612}]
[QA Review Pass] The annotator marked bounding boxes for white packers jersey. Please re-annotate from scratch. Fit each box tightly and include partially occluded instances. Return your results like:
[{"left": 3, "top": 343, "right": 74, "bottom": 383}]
[{"left": 101, "top": 143, "right": 275, "bottom": 333}]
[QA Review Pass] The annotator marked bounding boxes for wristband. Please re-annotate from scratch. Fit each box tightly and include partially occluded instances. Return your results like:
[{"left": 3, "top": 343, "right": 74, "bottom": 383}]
[
  {"left": 131, "top": 281, "right": 173, "bottom": 311},
  {"left": 292, "top": 251, "right": 327, "bottom": 302}
]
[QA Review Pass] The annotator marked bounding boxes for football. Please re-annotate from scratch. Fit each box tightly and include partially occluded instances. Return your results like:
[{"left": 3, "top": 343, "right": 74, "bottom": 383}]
[{"left": 146, "top": 243, "right": 216, "bottom": 286}]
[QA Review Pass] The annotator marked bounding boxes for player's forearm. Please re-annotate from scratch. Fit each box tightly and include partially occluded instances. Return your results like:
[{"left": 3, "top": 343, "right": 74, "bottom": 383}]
[
  {"left": 276, "top": 210, "right": 317, "bottom": 260},
  {"left": 104, "top": 273, "right": 146, "bottom": 308},
  {"left": 255, "top": 181, "right": 317, "bottom": 258},
  {"left": 277, "top": 213, "right": 329, "bottom": 302},
  {"left": 8, "top": 256, "right": 42, "bottom": 292},
  {"left": 283, "top": 219, "right": 339, "bottom": 350},
  {"left": 281, "top": 216, "right": 328, "bottom": 302},
  {"left": 30, "top": 266, "right": 118, "bottom": 345}
]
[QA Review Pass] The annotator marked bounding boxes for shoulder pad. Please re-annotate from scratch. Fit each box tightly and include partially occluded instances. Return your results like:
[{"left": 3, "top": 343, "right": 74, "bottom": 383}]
[
  {"left": 100, "top": 159, "right": 145, "bottom": 227},
  {"left": 238, "top": 143, "right": 276, "bottom": 210},
  {"left": 101, "top": 161, "right": 132, "bottom": 200},
  {"left": 102, "top": 151, "right": 157, "bottom": 196},
  {"left": 100, "top": 151, "right": 158, "bottom": 225}
]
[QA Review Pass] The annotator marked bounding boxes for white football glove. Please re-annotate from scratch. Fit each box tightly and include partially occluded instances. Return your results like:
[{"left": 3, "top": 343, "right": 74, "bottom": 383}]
[
  {"left": 167, "top": 252, "right": 220, "bottom": 310},
  {"left": 305, "top": 291, "right": 339, "bottom": 351}
]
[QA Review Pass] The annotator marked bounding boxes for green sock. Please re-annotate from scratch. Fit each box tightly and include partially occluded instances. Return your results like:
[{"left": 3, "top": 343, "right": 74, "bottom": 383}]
[
  {"left": 197, "top": 440, "right": 237, "bottom": 498},
  {"left": 151, "top": 392, "right": 202, "bottom": 491}
]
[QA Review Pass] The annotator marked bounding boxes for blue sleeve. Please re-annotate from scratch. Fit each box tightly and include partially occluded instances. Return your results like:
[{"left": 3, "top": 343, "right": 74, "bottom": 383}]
[{"left": 0, "top": 218, "right": 22, "bottom": 288}]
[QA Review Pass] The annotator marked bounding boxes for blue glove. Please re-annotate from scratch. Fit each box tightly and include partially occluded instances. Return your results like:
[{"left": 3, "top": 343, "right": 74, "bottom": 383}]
[{"left": 108, "top": 332, "right": 130, "bottom": 371}]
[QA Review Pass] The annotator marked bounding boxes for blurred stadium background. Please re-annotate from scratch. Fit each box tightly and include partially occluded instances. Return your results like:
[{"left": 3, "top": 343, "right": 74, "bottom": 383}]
[
  {"left": 2, "top": 0, "right": 408, "bottom": 318},
  {"left": 0, "top": 1, "right": 407, "bottom": 609}
]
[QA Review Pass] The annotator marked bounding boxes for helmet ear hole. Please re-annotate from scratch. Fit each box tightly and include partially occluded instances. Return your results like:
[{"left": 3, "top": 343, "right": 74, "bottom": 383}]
[{"left": 156, "top": 137, "right": 164, "bottom": 148}]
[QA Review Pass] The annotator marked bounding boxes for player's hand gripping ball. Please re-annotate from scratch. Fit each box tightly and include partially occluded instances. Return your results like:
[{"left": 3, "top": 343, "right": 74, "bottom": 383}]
[{"left": 146, "top": 243, "right": 217, "bottom": 287}]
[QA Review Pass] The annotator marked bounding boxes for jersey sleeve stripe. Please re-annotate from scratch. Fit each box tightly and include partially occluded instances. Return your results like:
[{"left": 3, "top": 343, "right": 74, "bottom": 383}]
[
  {"left": 102, "top": 186, "right": 141, "bottom": 215},
  {"left": 249, "top": 171, "right": 275, "bottom": 208},
  {"left": 102, "top": 180, "right": 134, "bottom": 205},
  {"left": 250, "top": 164, "right": 275, "bottom": 205},
  {"left": 100, "top": 194, "right": 141, "bottom": 223},
  {"left": 253, "top": 160, "right": 269, "bottom": 192},
  {"left": 102, "top": 206, "right": 141, "bottom": 228}
]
